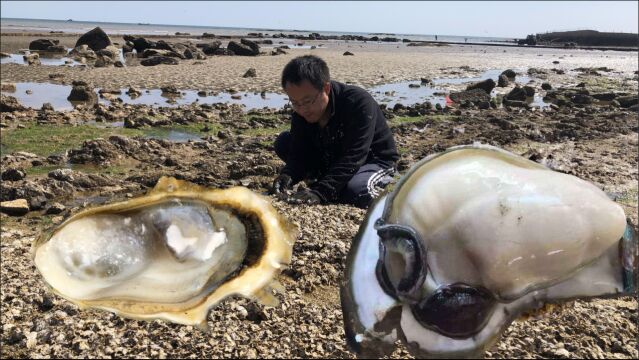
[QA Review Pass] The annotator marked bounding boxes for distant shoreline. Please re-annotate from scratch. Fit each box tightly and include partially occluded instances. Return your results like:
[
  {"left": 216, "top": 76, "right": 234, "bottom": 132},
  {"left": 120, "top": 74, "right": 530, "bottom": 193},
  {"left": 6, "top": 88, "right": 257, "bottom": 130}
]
[{"left": 0, "top": 17, "right": 516, "bottom": 43}]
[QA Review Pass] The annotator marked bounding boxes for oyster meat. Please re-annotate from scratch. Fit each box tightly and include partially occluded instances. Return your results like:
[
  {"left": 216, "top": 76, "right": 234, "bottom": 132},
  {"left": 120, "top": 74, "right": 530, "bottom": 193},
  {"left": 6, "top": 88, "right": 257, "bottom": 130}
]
[
  {"left": 34, "top": 177, "right": 296, "bottom": 327},
  {"left": 341, "top": 144, "right": 637, "bottom": 358}
]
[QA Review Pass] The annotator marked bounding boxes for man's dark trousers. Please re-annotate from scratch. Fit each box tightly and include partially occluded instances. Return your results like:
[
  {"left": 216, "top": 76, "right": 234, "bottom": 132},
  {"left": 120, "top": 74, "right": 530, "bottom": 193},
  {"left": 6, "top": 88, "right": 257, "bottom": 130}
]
[{"left": 275, "top": 131, "right": 394, "bottom": 208}]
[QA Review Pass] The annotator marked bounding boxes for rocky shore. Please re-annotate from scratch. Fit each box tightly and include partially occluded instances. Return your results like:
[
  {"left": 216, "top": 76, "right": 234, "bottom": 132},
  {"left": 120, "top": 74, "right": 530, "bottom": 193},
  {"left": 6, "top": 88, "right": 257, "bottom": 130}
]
[{"left": 1, "top": 27, "right": 638, "bottom": 359}]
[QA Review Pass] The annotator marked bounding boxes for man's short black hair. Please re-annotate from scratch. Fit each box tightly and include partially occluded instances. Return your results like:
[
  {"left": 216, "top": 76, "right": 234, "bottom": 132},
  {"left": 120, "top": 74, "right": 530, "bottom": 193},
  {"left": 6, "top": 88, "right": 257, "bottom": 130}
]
[{"left": 281, "top": 55, "right": 330, "bottom": 90}]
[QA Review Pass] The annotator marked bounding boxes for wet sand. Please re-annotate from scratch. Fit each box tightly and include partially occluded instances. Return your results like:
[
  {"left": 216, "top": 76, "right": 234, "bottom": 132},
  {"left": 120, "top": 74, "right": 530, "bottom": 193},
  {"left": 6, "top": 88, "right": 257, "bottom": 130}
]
[{"left": 2, "top": 33, "right": 637, "bottom": 93}]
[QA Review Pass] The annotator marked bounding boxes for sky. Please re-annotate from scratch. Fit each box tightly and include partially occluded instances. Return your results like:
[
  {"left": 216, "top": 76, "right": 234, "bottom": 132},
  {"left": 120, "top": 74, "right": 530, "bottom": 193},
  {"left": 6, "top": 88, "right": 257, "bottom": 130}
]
[{"left": 1, "top": 1, "right": 637, "bottom": 38}]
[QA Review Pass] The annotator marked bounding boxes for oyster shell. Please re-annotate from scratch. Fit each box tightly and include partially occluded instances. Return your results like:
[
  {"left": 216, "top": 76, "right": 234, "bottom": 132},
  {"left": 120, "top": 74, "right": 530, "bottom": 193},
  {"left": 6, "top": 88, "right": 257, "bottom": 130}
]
[
  {"left": 341, "top": 144, "right": 637, "bottom": 358},
  {"left": 33, "top": 177, "right": 296, "bottom": 327}
]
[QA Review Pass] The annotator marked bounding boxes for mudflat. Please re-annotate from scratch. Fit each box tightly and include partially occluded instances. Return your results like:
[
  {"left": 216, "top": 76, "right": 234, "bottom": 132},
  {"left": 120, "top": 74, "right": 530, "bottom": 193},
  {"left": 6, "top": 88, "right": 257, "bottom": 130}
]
[{"left": 1, "top": 30, "right": 638, "bottom": 359}]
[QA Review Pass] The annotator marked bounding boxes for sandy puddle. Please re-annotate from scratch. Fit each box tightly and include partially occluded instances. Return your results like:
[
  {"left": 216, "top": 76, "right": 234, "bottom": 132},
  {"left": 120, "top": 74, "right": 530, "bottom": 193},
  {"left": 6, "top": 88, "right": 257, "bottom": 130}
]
[
  {"left": 1, "top": 69, "right": 553, "bottom": 111},
  {"left": 0, "top": 48, "right": 126, "bottom": 66}
]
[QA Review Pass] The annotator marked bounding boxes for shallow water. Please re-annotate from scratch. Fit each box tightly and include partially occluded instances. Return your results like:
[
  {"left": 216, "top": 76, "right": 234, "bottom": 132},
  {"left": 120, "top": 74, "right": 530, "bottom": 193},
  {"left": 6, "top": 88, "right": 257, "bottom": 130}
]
[
  {"left": 1, "top": 82, "right": 289, "bottom": 111},
  {"left": 370, "top": 69, "right": 550, "bottom": 108},
  {"left": 0, "top": 48, "right": 126, "bottom": 66},
  {"left": 1, "top": 69, "right": 554, "bottom": 112}
]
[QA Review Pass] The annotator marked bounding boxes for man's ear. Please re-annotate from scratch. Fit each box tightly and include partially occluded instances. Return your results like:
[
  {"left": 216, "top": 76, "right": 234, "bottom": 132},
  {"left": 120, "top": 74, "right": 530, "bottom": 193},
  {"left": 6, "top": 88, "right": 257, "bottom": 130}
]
[{"left": 323, "top": 82, "right": 331, "bottom": 94}]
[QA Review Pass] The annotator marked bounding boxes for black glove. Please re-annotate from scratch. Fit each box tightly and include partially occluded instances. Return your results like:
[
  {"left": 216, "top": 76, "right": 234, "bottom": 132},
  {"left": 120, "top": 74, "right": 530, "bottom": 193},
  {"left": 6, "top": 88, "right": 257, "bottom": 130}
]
[
  {"left": 288, "top": 189, "right": 322, "bottom": 205},
  {"left": 272, "top": 174, "right": 293, "bottom": 194}
]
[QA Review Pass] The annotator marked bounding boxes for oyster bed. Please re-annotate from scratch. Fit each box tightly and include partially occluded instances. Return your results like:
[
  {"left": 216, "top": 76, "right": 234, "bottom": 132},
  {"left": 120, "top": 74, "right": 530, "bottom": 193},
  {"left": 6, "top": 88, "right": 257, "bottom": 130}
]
[{"left": 1, "top": 38, "right": 638, "bottom": 358}]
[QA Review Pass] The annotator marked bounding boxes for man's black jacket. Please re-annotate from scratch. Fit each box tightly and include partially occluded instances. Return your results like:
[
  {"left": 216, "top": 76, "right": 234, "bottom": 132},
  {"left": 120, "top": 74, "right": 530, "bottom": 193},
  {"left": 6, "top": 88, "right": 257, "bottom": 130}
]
[{"left": 281, "top": 80, "right": 399, "bottom": 202}]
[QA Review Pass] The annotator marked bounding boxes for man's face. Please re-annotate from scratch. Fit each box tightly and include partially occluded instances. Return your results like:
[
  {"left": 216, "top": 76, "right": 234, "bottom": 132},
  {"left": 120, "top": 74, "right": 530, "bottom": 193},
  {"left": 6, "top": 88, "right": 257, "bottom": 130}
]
[{"left": 284, "top": 80, "right": 330, "bottom": 124}]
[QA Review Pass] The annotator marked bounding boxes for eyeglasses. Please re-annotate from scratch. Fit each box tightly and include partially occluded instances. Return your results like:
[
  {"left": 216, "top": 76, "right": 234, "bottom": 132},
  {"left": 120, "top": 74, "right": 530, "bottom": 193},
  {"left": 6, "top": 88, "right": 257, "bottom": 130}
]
[{"left": 288, "top": 89, "right": 323, "bottom": 110}]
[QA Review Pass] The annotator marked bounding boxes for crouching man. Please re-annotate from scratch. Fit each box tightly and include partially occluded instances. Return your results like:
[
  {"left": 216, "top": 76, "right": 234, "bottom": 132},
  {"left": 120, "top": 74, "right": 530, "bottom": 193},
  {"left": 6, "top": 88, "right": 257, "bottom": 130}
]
[{"left": 272, "top": 55, "right": 399, "bottom": 209}]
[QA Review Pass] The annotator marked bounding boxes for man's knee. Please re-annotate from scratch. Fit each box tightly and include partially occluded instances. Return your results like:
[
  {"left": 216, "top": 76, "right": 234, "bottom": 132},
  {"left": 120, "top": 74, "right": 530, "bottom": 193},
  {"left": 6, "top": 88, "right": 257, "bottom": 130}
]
[
  {"left": 274, "top": 131, "right": 291, "bottom": 163},
  {"left": 341, "top": 164, "right": 393, "bottom": 209}
]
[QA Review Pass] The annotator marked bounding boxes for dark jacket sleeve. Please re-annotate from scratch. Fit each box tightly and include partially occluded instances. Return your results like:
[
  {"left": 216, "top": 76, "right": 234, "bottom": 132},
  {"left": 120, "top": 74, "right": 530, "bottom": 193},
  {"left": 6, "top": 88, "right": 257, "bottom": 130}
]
[
  {"left": 310, "top": 99, "right": 376, "bottom": 201},
  {"left": 280, "top": 116, "right": 308, "bottom": 184}
]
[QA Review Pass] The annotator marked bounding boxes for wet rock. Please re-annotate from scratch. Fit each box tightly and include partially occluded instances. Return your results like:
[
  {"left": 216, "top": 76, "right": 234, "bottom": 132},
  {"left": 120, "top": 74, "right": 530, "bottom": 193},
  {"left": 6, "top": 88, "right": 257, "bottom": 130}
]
[
  {"left": 617, "top": 96, "right": 638, "bottom": 108},
  {"left": 343, "top": 51, "right": 354, "bottom": 56},
  {"left": 122, "top": 35, "right": 156, "bottom": 53},
  {"left": 29, "top": 195, "right": 47, "bottom": 210},
  {"left": 0, "top": 199, "right": 30, "bottom": 216},
  {"left": 6, "top": 328, "right": 26, "bottom": 345},
  {"left": 37, "top": 295, "right": 55, "bottom": 312},
  {"left": 591, "top": 93, "right": 616, "bottom": 101},
  {"left": 140, "top": 56, "right": 179, "bottom": 66},
  {"left": 28, "top": 38, "right": 60, "bottom": 51},
  {"left": 1, "top": 82, "right": 16, "bottom": 92},
  {"left": 69, "top": 45, "right": 97, "bottom": 60},
  {"left": 505, "top": 86, "right": 527, "bottom": 101},
  {"left": 0, "top": 95, "right": 26, "bottom": 112},
  {"left": 126, "top": 87, "right": 142, "bottom": 97},
  {"left": 0, "top": 51, "right": 9, "bottom": 58},
  {"left": 271, "top": 47, "right": 288, "bottom": 56},
  {"left": 41, "top": 102, "right": 54, "bottom": 111},
  {"left": 48, "top": 45, "right": 66, "bottom": 53},
  {"left": 571, "top": 94, "right": 593, "bottom": 105},
  {"left": 501, "top": 69, "right": 516, "bottom": 78},
  {"left": 541, "top": 82, "right": 552, "bottom": 90},
  {"left": 184, "top": 47, "right": 206, "bottom": 60},
  {"left": 94, "top": 54, "right": 114, "bottom": 67},
  {"left": 67, "top": 139, "right": 122, "bottom": 165},
  {"left": 141, "top": 48, "right": 180, "bottom": 58},
  {"left": 45, "top": 202, "right": 66, "bottom": 215},
  {"left": 114, "top": 60, "right": 124, "bottom": 67},
  {"left": 466, "top": 78, "right": 496, "bottom": 94},
  {"left": 217, "top": 130, "right": 231, "bottom": 139},
  {"left": 478, "top": 101, "right": 491, "bottom": 110},
  {"left": 48, "top": 73, "right": 65, "bottom": 80},
  {"left": 198, "top": 41, "right": 222, "bottom": 55},
  {"left": 449, "top": 88, "right": 490, "bottom": 104},
  {"left": 497, "top": 74, "right": 510, "bottom": 87},
  {"left": 75, "top": 26, "right": 112, "bottom": 51},
  {"left": 96, "top": 45, "right": 119, "bottom": 60},
  {"left": 503, "top": 99, "right": 527, "bottom": 108},
  {"left": 227, "top": 39, "right": 260, "bottom": 56},
  {"left": 243, "top": 68, "right": 257, "bottom": 78},
  {"left": 420, "top": 78, "right": 432, "bottom": 84},
  {"left": 23, "top": 53, "right": 41, "bottom": 65},
  {"left": 408, "top": 84, "right": 420, "bottom": 88},
  {"left": 164, "top": 157, "right": 179, "bottom": 166},
  {"left": 213, "top": 48, "right": 234, "bottom": 56},
  {"left": 67, "top": 81, "right": 97, "bottom": 103},
  {"left": 161, "top": 86, "right": 181, "bottom": 95},
  {"left": 1, "top": 168, "right": 26, "bottom": 181},
  {"left": 523, "top": 86, "right": 535, "bottom": 97},
  {"left": 489, "top": 117, "right": 518, "bottom": 129}
]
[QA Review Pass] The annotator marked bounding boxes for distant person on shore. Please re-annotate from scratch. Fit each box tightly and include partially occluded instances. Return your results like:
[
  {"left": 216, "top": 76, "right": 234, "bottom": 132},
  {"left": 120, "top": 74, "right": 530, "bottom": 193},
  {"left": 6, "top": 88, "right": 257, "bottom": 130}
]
[
  {"left": 271, "top": 55, "right": 399, "bottom": 208},
  {"left": 435, "top": 35, "right": 438, "bottom": 41}
]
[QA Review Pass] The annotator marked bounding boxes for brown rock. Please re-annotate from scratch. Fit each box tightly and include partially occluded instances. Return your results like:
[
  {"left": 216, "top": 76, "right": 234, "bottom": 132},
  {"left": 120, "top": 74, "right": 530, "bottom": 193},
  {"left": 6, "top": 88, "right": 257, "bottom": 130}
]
[{"left": 1, "top": 199, "right": 30, "bottom": 216}]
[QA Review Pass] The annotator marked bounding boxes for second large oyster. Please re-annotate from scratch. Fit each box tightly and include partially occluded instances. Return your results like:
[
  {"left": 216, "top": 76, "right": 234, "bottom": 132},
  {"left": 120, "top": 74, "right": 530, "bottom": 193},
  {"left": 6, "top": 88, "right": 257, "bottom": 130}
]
[{"left": 34, "top": 177, "right": 296, "bottom": 327}]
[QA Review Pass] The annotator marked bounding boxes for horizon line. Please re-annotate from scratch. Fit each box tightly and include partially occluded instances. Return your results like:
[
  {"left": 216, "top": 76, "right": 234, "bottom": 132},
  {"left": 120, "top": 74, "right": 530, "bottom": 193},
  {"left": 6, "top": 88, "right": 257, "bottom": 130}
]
[{"left": 1, "top": 16, "right": 524, "bottom": 39}]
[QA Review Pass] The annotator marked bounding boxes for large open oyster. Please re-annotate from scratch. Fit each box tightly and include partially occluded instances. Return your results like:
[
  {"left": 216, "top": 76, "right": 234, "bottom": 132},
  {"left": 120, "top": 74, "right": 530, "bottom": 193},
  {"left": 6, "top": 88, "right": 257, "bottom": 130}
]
[
  {"left": 341, "top": 144, "right": 637, "bottom": 358},
  {"left": 33, "top": 177, "right": 296, "bottom": 328}
]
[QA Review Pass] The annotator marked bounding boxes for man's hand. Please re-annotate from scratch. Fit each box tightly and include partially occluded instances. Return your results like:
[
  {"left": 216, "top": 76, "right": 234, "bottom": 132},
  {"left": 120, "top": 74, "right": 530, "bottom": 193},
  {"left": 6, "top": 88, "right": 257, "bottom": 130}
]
[
  {"left": 272, "top": 174, "right": 293, "bottom": 194},
  {"left": 288, "top": 189, "right": 322, "bottom": 205}
]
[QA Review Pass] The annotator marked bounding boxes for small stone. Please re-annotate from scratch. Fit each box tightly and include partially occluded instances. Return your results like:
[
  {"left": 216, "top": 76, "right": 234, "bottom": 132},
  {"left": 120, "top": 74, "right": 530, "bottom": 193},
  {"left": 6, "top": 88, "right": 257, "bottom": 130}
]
[
  {"left": 1, "top": 168, "right": 26, "bottom": 181},
  {"left": 343, "top": 51, "right": 354, "bottom": 56},
  {"left": 7, "top": 328, "right": 25, "bottom": 345},
  {"left": 243, "top": 68, "right": 257, "bottom": 78},
  {"left": 45, "top": 202, "right": 66, "bottom": 215},
  {"left": 1, "top": 199, "right": 30, "bottom": 216},
  {"left": 37, "top": 295, "right": 55, "bottom": 312}
]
